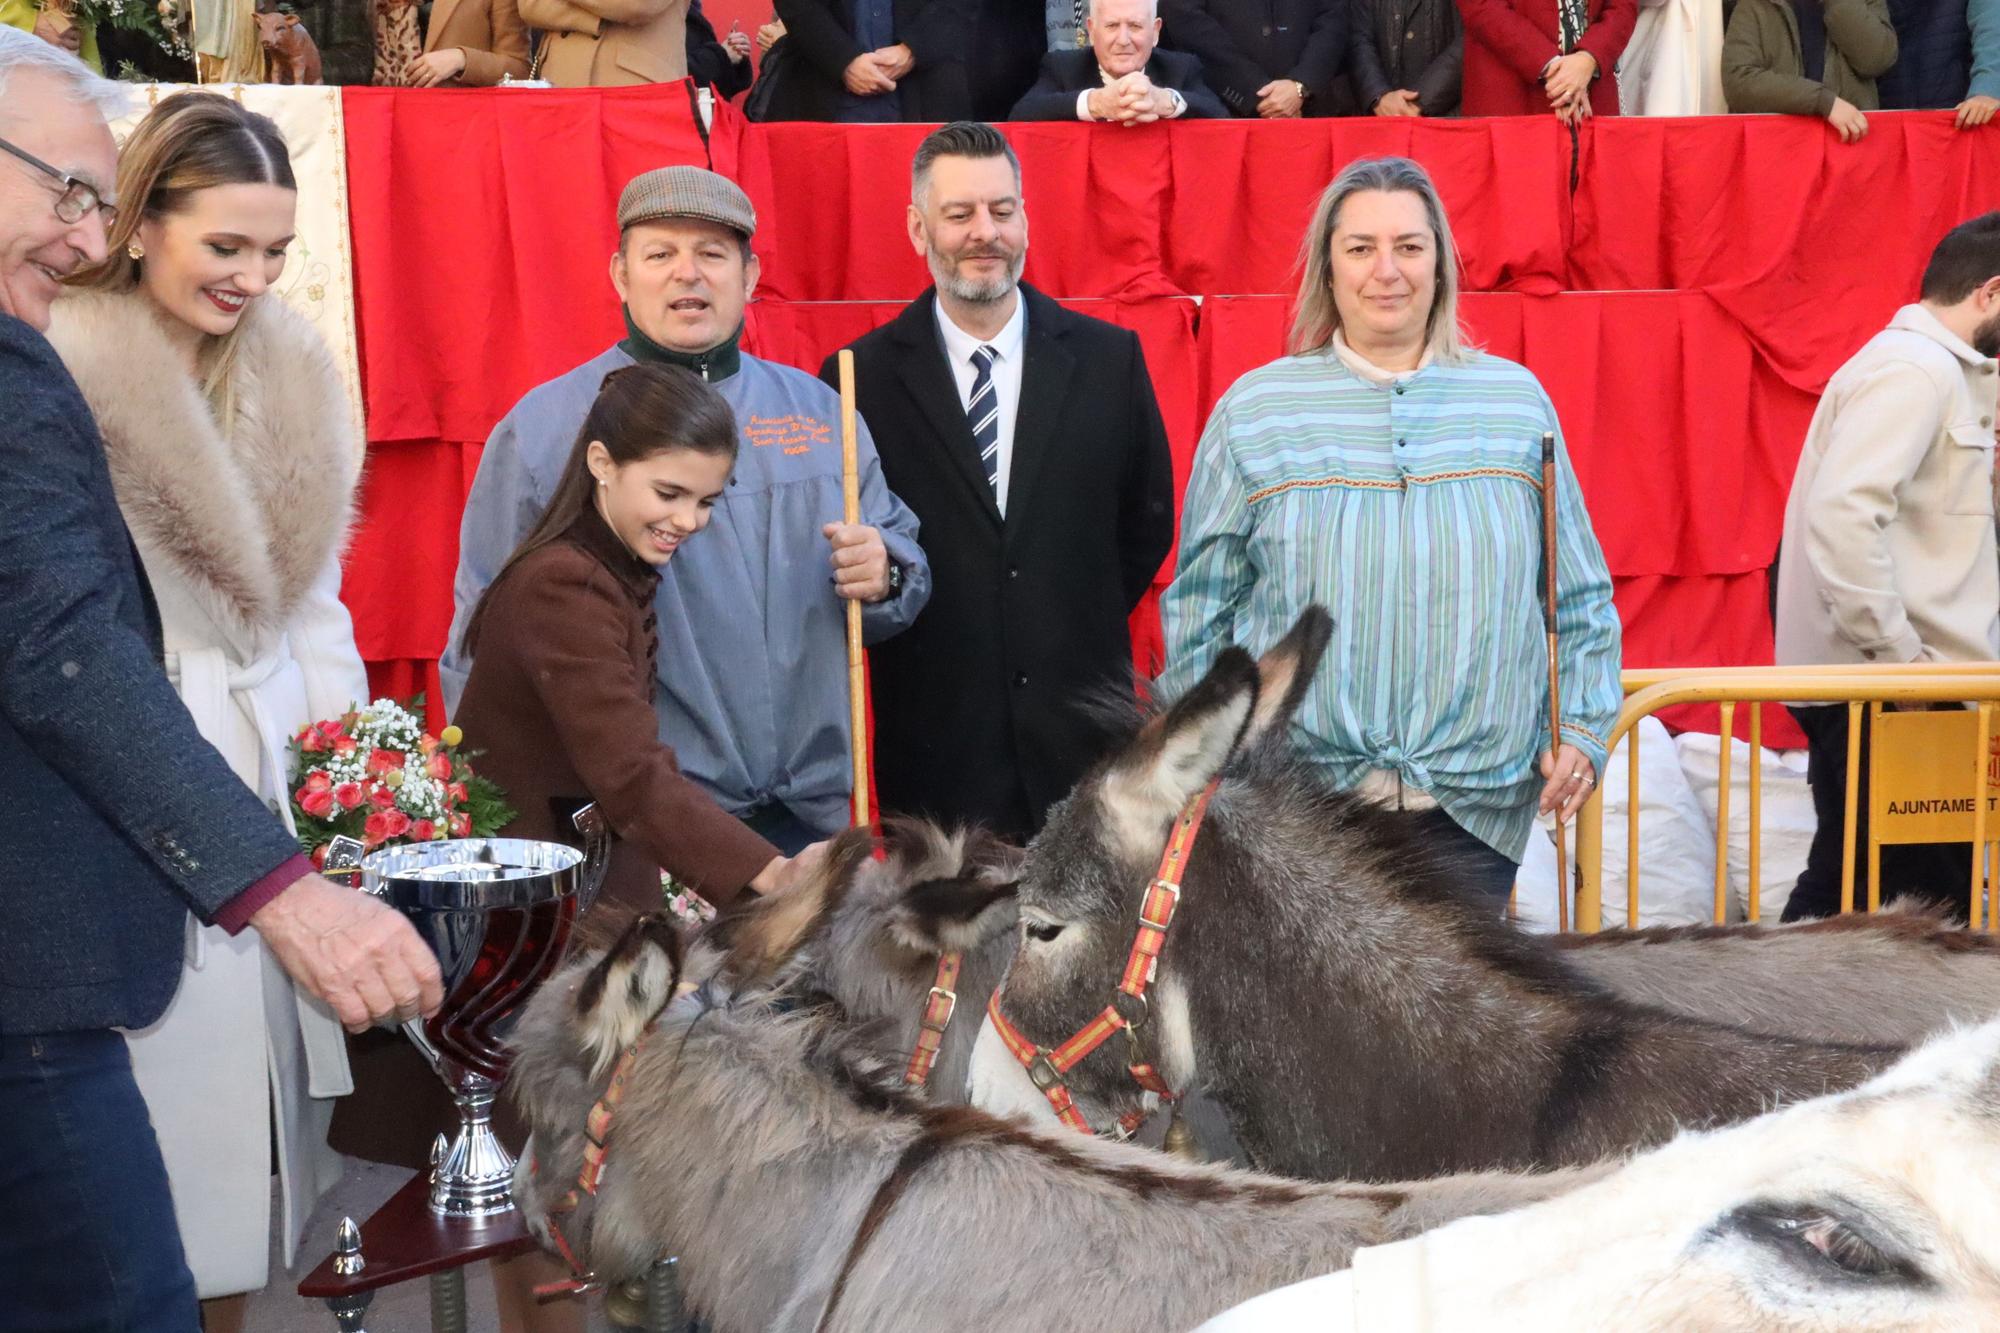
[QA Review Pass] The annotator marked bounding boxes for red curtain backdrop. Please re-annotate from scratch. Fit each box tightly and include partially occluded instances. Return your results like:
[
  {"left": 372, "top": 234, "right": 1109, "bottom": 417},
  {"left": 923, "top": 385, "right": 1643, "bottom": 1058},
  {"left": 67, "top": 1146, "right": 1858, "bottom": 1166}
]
[{"left": 340, "top": 91, "right": 2000, "bottom": 748}]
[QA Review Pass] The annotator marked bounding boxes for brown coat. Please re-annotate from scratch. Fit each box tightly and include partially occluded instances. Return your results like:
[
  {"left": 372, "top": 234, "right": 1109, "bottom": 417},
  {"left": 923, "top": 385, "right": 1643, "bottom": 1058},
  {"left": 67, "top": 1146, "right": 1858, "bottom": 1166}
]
[
  {"left": 518, "top": 0, "right": 687, "bottom": 86},
  {"left": 453, "top": 509, "right": 777, "bottom": 911},
  {"left": 421, "top": 0, "right": 530, "bottom": 85}
]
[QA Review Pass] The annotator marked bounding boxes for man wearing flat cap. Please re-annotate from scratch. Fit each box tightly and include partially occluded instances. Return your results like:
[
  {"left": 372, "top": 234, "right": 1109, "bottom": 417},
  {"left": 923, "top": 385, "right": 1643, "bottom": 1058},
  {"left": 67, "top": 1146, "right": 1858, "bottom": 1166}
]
[{"left": 445, "top": 166, "right": 930, "bottom": 855}]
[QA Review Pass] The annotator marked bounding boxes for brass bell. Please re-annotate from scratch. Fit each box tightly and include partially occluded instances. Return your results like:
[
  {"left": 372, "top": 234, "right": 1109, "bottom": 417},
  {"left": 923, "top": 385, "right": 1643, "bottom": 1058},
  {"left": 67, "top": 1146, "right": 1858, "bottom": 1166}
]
[
  {"left": 603, "top": 1276, "right": 649, "bottom": 1329},
  {"left": 1161, "top": 1104, "right": 1201, "bottom": 1161}
]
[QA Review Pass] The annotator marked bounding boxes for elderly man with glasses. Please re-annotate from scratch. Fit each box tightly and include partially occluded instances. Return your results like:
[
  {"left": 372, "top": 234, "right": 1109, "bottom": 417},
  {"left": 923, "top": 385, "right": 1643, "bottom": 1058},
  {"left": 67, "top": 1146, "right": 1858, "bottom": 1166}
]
[{"left": 0, "top": 29, "right": 442, "bottom": 1330}]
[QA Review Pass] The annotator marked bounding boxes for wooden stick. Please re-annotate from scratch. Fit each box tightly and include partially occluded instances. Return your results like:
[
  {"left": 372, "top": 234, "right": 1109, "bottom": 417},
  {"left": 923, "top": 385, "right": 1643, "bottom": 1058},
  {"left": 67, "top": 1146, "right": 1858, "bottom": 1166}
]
[
  {"left": 838, "top": 350, "right": 869, "bottom": 829},
  {"left": 1542, "top": 431, "right": 1569, "bottom": 932}
]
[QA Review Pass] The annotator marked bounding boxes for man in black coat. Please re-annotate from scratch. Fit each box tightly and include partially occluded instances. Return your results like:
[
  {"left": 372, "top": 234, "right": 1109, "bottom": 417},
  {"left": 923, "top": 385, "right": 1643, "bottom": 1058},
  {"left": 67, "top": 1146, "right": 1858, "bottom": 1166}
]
[
  {"left": 0, "top": 34, "right": 439, "bottom": 1326},
  {"left": 1160, "top": 0, "right": 1356, "bottom": 116},
  {"left": 1349, "top": 0, "right": 1463, "bottom": 116},
  {"left": 765, "top": 0, "right": 973, "bottom": 122},
  {"left": 1010, "top": 0, "right": 1227, "bottom": 120},
  {"left": 686, "top": 0, "right": 753, "bottom": 99},
  {"left": 822, "top": 122, "right": 1175, "bottom": 840}
]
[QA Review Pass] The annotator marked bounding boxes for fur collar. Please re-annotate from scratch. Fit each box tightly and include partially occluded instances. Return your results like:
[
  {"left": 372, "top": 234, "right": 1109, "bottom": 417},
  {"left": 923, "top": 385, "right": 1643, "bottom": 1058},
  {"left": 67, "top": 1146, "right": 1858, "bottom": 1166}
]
[{"left": 47, "top": 288, "right": 361, "bottom": 635}]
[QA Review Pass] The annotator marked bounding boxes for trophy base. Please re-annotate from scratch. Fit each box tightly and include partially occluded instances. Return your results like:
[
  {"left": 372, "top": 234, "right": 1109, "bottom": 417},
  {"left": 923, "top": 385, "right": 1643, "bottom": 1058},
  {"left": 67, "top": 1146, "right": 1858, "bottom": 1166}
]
[{"left": 429, "top": 1078, "right": 518, "bottom": 1221}]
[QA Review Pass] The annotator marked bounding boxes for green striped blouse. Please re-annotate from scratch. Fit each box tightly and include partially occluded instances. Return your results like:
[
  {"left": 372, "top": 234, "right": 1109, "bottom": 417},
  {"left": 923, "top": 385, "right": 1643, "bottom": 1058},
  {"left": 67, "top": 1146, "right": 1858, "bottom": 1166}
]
[{"left": 1157, "top": 349, "right": 1622, "bottom": 861}]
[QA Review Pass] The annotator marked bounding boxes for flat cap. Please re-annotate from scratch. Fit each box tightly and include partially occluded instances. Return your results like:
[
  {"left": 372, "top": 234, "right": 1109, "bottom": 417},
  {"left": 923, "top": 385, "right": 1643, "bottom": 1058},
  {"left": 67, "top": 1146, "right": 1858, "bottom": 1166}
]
[{"left": 617, "top": 166, "right": 757, "bottom": 240}]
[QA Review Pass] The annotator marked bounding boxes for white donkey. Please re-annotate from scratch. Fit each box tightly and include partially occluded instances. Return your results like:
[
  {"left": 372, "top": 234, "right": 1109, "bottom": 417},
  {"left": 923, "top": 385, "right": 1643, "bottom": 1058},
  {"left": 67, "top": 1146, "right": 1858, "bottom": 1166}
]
[{"left": 1200, "top": 1018, "right": 2000, "bottom": 1331}]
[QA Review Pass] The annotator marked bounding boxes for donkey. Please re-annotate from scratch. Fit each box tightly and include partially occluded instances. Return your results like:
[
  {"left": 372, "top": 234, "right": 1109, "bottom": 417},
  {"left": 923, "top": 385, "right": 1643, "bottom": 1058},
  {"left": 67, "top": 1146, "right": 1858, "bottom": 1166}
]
[
  {"left": 806, "top": 829, "right": 2000, "bottom": 1110},
  {"left": 1200, "top": 1017, "right": 2000, "bottom": 1332},
  {"left": 505, "top": 905, "right": 1594, "bottom": 1333},
  {"left": 975, "top": 608, "right": 1905, "bottom": 1183}
]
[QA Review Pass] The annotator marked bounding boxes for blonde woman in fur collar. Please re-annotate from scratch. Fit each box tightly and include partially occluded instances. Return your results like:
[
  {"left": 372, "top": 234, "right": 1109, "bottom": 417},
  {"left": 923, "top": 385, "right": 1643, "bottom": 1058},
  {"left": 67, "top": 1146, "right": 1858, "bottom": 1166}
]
[{"left": 46, "top": 91, "right": 365, "bottom": 1332}]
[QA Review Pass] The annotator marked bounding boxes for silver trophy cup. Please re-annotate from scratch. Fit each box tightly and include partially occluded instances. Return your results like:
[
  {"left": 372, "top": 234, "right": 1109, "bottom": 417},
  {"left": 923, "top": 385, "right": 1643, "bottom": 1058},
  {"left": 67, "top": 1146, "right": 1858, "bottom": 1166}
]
[{"left": 325, "top": 806, "right": 608, "bottom": 1219}]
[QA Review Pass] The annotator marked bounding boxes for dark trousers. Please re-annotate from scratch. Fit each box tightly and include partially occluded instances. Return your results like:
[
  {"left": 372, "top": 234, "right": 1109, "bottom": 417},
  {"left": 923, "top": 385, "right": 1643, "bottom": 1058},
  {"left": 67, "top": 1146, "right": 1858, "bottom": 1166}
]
[
  {"left": 0, "top": 1029, "right": 198, "bottom": 1331},
  {"left": 1408, "top": 805, "right": 1520, "bottom": 905},
  {"left": 1783, "top": 704, "right": 1973, "bottom": 922}
]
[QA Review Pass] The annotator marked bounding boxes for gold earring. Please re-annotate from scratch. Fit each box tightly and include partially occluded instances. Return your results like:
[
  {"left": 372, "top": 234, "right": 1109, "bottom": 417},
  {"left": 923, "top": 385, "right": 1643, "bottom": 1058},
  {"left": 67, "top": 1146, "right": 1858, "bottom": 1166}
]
[{"left": 126, "top": 242, "right": 144, "bottom": 260}]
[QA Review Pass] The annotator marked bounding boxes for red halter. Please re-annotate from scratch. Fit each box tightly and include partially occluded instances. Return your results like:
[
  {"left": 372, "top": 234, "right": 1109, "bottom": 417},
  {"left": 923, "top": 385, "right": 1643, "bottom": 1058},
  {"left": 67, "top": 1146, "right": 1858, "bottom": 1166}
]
[
  {"left": 903, "top": 950, "right": 962, "bottom": 1088},
  {"left": 530, "top": 979, "right": 697, "bottom": 1297},
  {"left": 985, "top": 780, "right": 1218, "bottom": 1137}
]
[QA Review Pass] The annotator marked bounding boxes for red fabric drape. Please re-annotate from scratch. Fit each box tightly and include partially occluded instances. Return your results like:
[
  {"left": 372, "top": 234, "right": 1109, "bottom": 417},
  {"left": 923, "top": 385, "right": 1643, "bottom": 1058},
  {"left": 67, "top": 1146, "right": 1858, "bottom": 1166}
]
[{"left": 340, "top": 103, "right": 2000, "bottom": 751}]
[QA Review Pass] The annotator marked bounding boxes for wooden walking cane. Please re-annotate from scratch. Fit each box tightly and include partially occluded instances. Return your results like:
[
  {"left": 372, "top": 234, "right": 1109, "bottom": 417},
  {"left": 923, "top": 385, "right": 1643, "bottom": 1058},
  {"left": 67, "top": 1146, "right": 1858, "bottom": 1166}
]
[
  {"left": 838, "top": 350, "right": 870, "bottom": 828},
  {"left": 1542, "top": 431, "right": 1569, "bottom": 931}
]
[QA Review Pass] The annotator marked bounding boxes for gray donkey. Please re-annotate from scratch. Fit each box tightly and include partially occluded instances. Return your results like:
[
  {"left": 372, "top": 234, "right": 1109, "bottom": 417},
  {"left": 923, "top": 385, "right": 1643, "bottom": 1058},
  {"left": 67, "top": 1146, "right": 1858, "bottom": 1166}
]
[
  {"left": 979, "top": 608, "right": 1907, "bottom": 1183},
  {"left": 807, "top": 828, "right": 2000, "bottom": 1111},
  {"left": 505, "top": 895, "right": 1593, "bottom": 1333}
]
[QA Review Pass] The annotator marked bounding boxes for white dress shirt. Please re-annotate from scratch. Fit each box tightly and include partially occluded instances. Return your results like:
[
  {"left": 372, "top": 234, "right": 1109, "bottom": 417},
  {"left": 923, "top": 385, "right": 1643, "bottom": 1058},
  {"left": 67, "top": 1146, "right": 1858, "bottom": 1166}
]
[
  {"left": 934, "top": 293, "right": 1028, "bottom": 516},
  {"left": 1076, "top": 64, "right": 1188, "bottom": 120}
]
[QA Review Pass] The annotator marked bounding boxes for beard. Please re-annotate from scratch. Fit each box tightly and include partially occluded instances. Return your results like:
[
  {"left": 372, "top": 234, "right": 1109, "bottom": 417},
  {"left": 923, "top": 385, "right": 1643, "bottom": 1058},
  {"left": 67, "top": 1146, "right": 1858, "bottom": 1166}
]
[
  {"left": 925, "top": 236, "right": 1025, "bottom": 304},
  {"left": 1973, "top": 308, "right": 2000, "bottom": 359}
]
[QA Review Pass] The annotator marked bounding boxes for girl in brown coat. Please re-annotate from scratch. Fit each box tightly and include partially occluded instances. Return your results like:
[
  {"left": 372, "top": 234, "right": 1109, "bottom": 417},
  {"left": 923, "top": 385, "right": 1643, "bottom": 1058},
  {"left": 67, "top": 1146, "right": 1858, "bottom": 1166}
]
[
  {"left": 457, "top": 361, "right": 815, "bottom": 913},
  {"left": 417, "top": 365, "right": 819, "bottom": 1331}
]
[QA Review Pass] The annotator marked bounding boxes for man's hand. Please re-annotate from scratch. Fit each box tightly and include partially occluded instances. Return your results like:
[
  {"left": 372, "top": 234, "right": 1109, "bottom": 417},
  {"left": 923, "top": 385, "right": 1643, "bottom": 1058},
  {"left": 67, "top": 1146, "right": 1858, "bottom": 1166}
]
[
  {"left": 755, "top": 19, "right": 784, "bottom": 52},
  {"left": 1827, "top": 96, "right": 1869, "bottom": 143},
  {"left": 251, "top": 875, "right": 444, "bottom": 1033},
  {"left": 1373, "top": 88, "right": 1422, "bottom": 116},
  {"left": 870, "top": 42, "right": 914, "bottom": 80},
  {"left": 1256, "top": 79, "right": 1305, "bottom": 118},
  {"left": 407, "top": 47, "right": 469, "bottom": 86},
  {"left": 1957, "top": 94, "right": 1999, "bottom": 128},
  {"left": 822, "top": 521, "right": 891, "bottom": 602},
  {"left": 1537, "top": 744, "right": 1598, "bottom": 822},
  {"left": 1542, "top": 50, "right": 1596, "bottom": 111},
  {"left": 843, "top": 52, "right": 896, "bottom": 96}
]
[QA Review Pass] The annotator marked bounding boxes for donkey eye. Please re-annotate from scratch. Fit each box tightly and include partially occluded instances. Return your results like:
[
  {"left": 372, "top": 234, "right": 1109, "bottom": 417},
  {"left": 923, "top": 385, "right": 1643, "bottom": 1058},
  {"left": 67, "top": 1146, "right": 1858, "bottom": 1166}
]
[
  {"left": 1023, "top": 921, "right": 1064, "bottom": 944},
  {"left": 1727, "top": 1203, "right": 1923, "bottom": 1285}
]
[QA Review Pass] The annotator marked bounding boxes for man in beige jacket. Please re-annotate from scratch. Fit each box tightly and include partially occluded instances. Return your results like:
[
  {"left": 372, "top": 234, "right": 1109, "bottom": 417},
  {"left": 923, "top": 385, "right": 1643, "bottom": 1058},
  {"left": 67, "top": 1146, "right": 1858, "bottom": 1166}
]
[{"left": 1774, "top": 211, "right": 2000, "bottom": 920}]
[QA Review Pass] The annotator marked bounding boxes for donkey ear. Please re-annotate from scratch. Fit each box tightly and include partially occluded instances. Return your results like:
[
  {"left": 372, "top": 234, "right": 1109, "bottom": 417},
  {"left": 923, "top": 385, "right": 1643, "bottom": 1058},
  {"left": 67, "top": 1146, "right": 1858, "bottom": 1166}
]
[
  {"left": 1241, "top": 606, "right": 1333, "bottom": 751},
  {"left": 574, "top": 913, "right": 683, "bottom": 1079},
  {"left": 879, "top": 819, "right": 1021, "bottom": 954},
  {"left": 1104, "top": 647, "right": 1258, "bottom": 858},
  {"left": 713, "top": 825, "right": 875, "bottom": 987}
]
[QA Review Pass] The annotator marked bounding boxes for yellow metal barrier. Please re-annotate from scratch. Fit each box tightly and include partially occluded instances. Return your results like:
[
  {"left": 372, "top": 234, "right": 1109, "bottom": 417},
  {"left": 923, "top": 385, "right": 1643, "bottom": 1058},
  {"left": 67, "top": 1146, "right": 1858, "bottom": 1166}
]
[{"left": 1572, "top": 667, "right": 2000, "bottom": 933}]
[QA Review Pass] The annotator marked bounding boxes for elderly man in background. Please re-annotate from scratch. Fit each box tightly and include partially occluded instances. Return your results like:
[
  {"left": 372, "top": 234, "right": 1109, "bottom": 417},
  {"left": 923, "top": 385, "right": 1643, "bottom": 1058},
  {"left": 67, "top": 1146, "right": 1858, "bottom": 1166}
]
[
  {"left": 0, "top": 29, "right": 440, "bottom": 1330},
  {"left": 1160, "top": 0, "right": 1354, "bottom": 117},
  {"left": 1773, "top": 213, "right": 2000, "bottom": 922},
  {"left": 1011, "top": 0, "right": 1226, "bottom": 120}
]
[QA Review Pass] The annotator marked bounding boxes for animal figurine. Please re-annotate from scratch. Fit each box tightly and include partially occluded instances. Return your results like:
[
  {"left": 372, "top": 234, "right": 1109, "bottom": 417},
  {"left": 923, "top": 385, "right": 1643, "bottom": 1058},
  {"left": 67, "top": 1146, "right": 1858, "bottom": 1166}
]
[{"left": 255, "top": 9, "right": 322, "bottom": 84}]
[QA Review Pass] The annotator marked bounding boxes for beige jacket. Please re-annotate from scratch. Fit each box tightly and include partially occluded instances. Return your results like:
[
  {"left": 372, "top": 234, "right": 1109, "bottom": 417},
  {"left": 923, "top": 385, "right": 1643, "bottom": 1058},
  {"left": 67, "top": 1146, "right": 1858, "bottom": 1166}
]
[
  {"left": 519, "top": 0, "right": 686, "bottom": 85},
  {"left": 1775, "top": 303, "right": 2000, "bottom": 667},
  {"left": 422, "top": 0, "right": 529, "bottom": 85}
]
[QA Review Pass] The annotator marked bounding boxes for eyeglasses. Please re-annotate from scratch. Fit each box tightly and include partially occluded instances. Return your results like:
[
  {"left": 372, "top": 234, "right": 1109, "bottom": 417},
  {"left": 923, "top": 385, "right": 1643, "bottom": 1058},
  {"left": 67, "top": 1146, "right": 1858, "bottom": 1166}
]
[{"left": 0, "top": 136, "right": 117, "bottom": 229}]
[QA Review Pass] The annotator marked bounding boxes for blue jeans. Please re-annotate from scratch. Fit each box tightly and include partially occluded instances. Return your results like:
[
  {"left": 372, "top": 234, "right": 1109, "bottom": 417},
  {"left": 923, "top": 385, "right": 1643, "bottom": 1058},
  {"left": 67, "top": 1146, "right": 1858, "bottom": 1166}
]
[
  {"left": 1407, "top": 806, "right": 1520, "bottom": 905},
  {"left": 0, "top": 1029, "right": 198, "bottom": 1332}
]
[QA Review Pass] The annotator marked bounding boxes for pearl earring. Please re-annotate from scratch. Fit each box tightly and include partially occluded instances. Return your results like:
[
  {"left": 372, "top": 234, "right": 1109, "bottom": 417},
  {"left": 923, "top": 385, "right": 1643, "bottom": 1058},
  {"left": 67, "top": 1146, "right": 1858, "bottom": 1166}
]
[{"left": 126, "top": 242, "right": 144, "bottom": 260}]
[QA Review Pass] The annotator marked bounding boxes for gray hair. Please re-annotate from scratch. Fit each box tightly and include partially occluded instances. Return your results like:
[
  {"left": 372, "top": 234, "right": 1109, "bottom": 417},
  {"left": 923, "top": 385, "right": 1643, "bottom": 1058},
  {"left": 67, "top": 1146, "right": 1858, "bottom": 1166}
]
[
  {"left": 1089, "top": 0, "right": 1159, "bottom": 19},
  {"left": 910, "top": 120, "right": 1021, "bottom": 209},
  {"left": 1288, "top": 155, "right": 1473, "bottom": 365},
  {"left": 0, "top": 27, "right": 129, "bottom": 123}
]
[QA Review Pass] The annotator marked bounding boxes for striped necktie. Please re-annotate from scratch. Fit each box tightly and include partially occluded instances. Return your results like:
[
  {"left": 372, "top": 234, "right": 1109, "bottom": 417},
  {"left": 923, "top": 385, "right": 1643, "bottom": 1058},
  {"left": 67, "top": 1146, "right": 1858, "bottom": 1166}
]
[
  {"left": 1071, "top": 0, "right": 1085, "bottom": 46},
  {"left": 968, "top": 344, "right": 1000, "bottom": 492}
]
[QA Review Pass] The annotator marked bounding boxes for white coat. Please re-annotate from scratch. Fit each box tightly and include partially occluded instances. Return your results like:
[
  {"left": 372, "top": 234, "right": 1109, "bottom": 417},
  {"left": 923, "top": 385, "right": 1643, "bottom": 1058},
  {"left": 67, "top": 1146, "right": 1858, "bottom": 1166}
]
[{"left": 46, "top": 288, "right": 368, "bottom": 1298}]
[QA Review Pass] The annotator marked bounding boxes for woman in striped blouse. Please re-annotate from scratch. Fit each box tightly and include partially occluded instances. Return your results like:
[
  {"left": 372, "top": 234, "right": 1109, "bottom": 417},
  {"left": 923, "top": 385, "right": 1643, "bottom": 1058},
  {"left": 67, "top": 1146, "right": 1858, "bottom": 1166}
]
[{"left": 1157, "top": 155, "right": 1621, "bottom": 900}]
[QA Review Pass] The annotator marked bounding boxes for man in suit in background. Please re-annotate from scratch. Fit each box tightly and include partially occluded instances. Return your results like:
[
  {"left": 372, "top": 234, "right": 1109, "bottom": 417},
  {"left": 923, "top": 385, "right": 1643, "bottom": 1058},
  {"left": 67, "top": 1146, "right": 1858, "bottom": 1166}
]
[
  {"left": 0, "top": 30, "right": 439, "bottom": 1328},
  {"left": 1160, "top": 0, "right": 1355, "bottom": 117},
  {"left": 1010, "top": 0, "right": 1227, "bottom": 120},
  {"left": 824, "top": 121, "right": 1174, "bottom": 840}
]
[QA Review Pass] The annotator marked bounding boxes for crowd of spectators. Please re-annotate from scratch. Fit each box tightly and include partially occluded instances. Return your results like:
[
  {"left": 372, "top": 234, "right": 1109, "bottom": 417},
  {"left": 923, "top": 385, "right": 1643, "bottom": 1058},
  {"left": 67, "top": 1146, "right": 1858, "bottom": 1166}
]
[
  {"left": 395, "top": 0, "right": 1997, "bottom": 134},
  {"left": 10, "top": 0, "right": 1999, "bottom": 134}
]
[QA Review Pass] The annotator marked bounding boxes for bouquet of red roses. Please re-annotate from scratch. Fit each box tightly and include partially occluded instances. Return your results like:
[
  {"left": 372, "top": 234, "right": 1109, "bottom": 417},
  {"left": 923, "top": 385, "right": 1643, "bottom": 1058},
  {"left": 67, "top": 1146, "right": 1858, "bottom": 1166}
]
[{"left": 287, "top": 697, "right": 515, "bottom": 867}]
